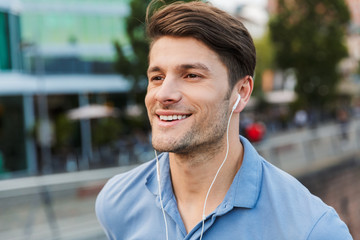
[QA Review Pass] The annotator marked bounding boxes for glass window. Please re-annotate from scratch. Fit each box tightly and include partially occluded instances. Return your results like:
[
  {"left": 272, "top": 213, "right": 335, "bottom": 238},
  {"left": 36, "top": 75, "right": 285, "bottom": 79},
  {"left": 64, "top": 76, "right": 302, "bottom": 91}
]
[
  {"left": 0, "top": 96, "right": 26, "bottom": 173},
  {"left": 0, "top": 12, "right": 11, "bottom": 70}
]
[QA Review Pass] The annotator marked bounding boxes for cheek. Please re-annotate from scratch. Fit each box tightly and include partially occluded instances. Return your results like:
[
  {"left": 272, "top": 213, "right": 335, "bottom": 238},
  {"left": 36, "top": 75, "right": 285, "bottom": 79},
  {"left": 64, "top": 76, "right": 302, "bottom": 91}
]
[
  {"left": 144, "top": 92, "right": 155, "bottom": 117},
  {"left": 145, "top": 88, "right": 155, "bottom": 107},
  {"left": 144, "top": 94, "right": 150, "bottom": 107},
  {"left": 186, "top": 88, "right": 223, "bottom": 111},
  {"left": 204, "top": 102, "right": 224, "bottom": 119}
]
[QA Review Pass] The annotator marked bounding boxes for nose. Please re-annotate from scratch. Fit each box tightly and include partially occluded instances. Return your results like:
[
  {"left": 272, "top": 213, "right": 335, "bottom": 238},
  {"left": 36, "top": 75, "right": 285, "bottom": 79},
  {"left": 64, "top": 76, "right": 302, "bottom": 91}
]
[{"left": 155, "top": 76, "right": 182, "bottom": 106}]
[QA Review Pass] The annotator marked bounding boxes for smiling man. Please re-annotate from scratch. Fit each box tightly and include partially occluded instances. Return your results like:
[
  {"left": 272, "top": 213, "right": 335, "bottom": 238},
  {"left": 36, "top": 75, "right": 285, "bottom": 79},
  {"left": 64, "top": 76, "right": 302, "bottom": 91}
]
[{"left": 95, "top": 1, "right": 352, "bottom": 239}]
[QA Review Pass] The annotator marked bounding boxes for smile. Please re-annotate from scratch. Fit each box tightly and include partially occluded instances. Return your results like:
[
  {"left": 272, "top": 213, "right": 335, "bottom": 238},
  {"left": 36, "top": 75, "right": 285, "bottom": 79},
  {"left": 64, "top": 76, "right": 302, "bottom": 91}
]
[{"left": 158, "top": 114, "right": 190, "bottom": 121}]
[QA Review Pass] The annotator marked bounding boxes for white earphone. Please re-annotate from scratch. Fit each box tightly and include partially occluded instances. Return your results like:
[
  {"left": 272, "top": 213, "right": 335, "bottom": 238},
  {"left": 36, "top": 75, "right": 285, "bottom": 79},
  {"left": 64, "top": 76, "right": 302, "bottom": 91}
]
[
  {"left": 155, "top": 150, "right": 169, "bottom": 240},
  {"left": 199, "top": 93, "right": 241, "bottom": 240},
  {"left": 232, "top": 94, "right": 241, "bottom": 111}
]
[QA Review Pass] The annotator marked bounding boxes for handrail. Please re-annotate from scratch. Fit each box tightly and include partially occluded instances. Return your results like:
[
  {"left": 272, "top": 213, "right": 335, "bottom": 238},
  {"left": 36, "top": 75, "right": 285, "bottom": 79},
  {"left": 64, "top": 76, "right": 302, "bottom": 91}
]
[
  {"left": 1, "top": 120, "right": 360, "bottom": 197},
  {"left": 255, "top": 119, "right": 360, "bottom": 177},
  {"left": 0, "top": 165, "right": 137, "bottom": 198}
]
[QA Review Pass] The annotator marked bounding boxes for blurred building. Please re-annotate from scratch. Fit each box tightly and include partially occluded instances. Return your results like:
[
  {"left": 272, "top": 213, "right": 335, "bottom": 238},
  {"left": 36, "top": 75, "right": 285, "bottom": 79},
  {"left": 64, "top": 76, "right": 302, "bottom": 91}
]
[
  {"left": 346, "top": 0, "right": 360, "bottom": 27},
  {"left": 344, "top": 0, "right": 360, "bottom": 61},
  {"left": 20, "top": 0, "right": 130, "bottom": 74},
  {"left": 210, "top": 0, "right": 270, "bottom": 39},
  {"left": 0, "top": 0, "right": 133, "bottom": 177},
  {"left": 234, "top": 4, "right": 269, "bottom": 39},
  {"left": 0, "top": 1, "right": 25, "bottom": 175},
  {"left": 337, "top": 0, "right": 360, "bottom": 96}
]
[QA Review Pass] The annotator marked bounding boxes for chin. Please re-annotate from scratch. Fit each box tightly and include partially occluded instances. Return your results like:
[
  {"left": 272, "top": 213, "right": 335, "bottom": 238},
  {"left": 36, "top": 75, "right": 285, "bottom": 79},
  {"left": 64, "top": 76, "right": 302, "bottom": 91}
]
[
  {"left": 152, "top": 142, "right": 176, "bottom": 153},
  {"left": 152, "top": 138, "right": 187, "bottom": 153}
]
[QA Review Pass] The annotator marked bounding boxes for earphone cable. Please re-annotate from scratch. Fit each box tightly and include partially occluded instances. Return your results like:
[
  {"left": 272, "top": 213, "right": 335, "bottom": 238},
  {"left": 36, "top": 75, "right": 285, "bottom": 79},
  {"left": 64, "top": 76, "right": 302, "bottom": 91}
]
[
  {"left": 155, "top": 150, "right": 169, "bottom": 240},
  {"left": 199, "top": 104, "right": 236, "bottom": 240}
]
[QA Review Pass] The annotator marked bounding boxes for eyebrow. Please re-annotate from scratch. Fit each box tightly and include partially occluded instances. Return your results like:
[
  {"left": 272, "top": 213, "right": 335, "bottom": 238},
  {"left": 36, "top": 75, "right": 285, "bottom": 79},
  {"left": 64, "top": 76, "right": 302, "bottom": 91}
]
[
  {"left": 147, "top": 66, "right": 161, "bottom": 74},
  {"left": 147, "top": 63, "right": 210, "bottom": 74},
  {"left": 176, "top": 63, "right": 210, "bottom": 72}
]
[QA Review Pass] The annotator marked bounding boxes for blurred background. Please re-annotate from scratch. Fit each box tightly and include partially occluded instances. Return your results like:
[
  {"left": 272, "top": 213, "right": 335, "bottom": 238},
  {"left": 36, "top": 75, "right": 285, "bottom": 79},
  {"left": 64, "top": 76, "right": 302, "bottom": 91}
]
[{"left": 0, "top": 0, "right": 359, "bottom": 239}]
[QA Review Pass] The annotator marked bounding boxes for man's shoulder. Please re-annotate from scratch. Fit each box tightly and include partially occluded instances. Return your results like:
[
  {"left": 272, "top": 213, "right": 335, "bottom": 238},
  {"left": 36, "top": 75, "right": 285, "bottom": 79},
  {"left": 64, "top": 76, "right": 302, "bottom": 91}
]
[
  {"left": 307, "top": 208, "right": 353, "bottom": 240},
  {"left": 99, "top": 158, "right": 156, "bottom": 198},
  {"left": 95, "top": 158, "right": 161, "bottom": 238},
  {"left": 260, "top": 158, "right": 327, "bottom": 209},
  {"left": 258, "top": 158, "right": 352, "bottom": 238}
]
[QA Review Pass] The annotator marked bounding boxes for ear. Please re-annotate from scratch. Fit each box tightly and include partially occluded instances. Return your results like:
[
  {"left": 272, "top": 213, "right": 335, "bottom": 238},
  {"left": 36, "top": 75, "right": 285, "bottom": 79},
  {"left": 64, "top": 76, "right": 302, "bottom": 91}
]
[{"left": 232, "top": 75, "right": 253, "bottom": 113}]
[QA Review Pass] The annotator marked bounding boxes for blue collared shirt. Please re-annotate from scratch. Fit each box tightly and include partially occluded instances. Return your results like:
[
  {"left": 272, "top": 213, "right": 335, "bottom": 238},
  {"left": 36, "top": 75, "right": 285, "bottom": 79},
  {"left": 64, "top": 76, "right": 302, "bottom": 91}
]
[{"left": 96, "top": 136, "right": 352, "bottom": 239}]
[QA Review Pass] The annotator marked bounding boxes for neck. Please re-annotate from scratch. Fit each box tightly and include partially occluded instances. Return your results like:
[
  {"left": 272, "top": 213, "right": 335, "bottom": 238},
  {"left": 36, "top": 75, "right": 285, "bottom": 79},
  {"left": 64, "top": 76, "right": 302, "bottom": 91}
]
[
  {"left": 170, "top": 134, "right": 243, "bottom": 200},
  {"left": 168, "top": 123, "right": 244, "bottom": 232}
]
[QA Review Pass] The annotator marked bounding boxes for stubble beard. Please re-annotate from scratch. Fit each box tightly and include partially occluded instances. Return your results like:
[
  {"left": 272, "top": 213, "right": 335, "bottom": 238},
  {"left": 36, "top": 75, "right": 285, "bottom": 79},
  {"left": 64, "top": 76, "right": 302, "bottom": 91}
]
[{"left": 151, "top": 99, "right": 230, "bottom": 157}]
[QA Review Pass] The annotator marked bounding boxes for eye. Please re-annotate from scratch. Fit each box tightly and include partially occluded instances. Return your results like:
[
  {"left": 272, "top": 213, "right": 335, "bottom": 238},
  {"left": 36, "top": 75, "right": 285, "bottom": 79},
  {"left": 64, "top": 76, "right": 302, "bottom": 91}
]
[
  {"left": 185, "top": 73, "right": 199, "bottom": 79},
  {"left": 150, "top": 76, "right": 164, "bottom": 81}
]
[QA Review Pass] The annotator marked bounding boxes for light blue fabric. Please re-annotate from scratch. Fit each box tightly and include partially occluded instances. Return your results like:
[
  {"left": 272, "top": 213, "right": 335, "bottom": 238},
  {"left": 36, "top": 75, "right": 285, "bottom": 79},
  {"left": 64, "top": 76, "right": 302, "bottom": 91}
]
[{"left": 96, "top": 136, "right": 352, "bottom": 240}]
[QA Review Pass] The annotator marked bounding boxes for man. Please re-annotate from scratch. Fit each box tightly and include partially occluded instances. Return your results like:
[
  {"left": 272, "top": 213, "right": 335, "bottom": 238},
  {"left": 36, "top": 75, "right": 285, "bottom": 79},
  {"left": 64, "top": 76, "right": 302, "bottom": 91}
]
[{"left": 96, "top": 1, "right": 352, "bottom": 239}]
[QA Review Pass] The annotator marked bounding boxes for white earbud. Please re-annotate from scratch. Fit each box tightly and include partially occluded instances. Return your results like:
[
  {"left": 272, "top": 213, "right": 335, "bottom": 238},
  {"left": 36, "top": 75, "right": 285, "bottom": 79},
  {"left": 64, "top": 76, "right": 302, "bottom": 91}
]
[{"left": 232, "top": 94, "right": 241, "bottom": 111}]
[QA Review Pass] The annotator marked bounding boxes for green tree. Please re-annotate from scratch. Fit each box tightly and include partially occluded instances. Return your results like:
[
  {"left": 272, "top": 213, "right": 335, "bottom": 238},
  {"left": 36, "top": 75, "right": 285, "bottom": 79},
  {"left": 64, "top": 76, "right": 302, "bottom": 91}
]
[
  {"left": 254, "top": 31, "right": 275, "bottom": 96},
  {"left": 269, "top": 0, "right": 350, "bottom": 110},
  {"left": 113, "top": 0, "right": 193, "bottom": 103},
  {"left": 92, "top": 118, "right": 123, "bottom": 146},
  {"left": 113, "top": 0, "right": 149, "bottom": 100}
]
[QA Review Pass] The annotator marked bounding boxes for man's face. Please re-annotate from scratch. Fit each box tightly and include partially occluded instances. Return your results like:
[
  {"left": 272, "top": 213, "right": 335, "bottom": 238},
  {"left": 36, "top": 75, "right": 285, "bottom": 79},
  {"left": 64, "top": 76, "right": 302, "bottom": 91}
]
[{"left": 145, "top": 36, "right": 231, "bottom": 154}]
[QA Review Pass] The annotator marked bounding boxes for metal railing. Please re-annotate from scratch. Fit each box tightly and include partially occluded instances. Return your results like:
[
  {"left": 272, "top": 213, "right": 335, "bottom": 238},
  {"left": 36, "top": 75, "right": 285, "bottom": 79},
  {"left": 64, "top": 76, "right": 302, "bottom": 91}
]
[{"left": 255, "top": 119, "right": 360, "bottom": 177}]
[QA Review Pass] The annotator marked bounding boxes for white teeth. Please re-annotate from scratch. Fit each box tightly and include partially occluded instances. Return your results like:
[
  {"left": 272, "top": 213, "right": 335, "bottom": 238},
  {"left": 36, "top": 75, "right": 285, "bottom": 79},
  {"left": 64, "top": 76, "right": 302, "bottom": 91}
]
[{"left": 159, "top": 115, "right": 188, "bottom": 121}]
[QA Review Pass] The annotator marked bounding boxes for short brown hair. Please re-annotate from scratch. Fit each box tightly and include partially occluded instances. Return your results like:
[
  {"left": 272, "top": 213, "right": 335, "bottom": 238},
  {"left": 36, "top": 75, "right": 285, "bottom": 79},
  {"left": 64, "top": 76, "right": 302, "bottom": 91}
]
[{"left": 146, "top": 0, "right": 256, "bottom": 89}]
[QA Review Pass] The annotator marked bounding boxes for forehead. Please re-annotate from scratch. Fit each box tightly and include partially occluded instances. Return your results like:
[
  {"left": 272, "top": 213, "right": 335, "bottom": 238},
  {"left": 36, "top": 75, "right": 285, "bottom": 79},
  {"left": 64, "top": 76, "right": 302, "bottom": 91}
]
[{"left": 148, "top": 36, "right": 225, "bottom": 70}]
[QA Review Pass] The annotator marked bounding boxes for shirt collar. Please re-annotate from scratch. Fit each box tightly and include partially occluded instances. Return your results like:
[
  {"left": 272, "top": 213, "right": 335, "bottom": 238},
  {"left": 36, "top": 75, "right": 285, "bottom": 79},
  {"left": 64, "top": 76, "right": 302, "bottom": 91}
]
[
  {"left": 145, "top": 136, "right": 262, "bottom": 209},
  {"left": 224, "top": 136, "right": 262, "bottom": 208},
  {"left": 145, "top": 152, "right": 173, "bottom": 204}
]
